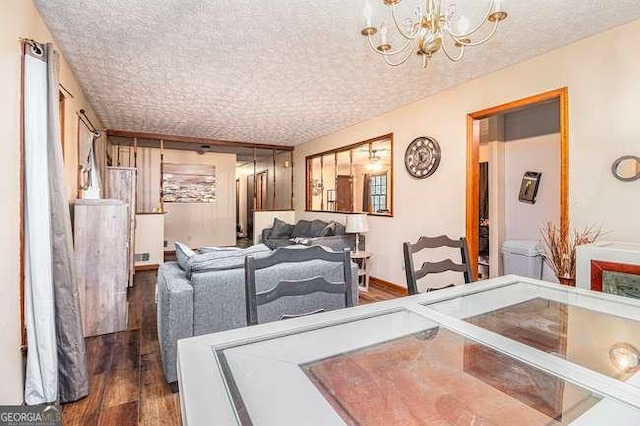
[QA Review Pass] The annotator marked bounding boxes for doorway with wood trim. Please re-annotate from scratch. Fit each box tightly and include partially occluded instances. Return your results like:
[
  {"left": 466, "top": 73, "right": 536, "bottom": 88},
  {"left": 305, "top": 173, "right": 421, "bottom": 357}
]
[
  {"left": 336, "top": 175, "right": 353, "bottom": 212},
  {"left": 466, "top": 88, "right": 569, "bottom": 280}
]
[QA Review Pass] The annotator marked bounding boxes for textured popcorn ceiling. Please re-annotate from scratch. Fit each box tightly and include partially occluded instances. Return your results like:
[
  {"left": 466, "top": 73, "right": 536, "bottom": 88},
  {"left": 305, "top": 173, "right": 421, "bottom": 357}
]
[{"left": 35, "top": 0, "right": 640, "bottom": 146}]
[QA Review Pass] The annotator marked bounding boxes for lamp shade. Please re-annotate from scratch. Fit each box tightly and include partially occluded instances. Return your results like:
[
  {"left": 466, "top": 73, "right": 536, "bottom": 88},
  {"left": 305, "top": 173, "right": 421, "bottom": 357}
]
[{"left": 345, "top": 214, "right": 369, "bottom": 233}]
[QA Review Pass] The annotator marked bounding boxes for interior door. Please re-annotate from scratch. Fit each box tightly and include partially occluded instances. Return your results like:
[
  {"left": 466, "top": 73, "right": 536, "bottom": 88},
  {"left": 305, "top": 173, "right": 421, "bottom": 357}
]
[
  {"left": 256, "top": 171, "right": 268, "bottom": 210},
  {"left": 336, "top": 175, "right": 353, "bottom": 212}
]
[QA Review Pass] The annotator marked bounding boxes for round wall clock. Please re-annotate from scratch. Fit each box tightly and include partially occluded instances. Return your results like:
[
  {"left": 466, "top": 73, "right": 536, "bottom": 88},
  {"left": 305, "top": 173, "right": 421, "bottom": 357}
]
[{"left": 404, "top": 136, "right": 441, "bottom": 179}]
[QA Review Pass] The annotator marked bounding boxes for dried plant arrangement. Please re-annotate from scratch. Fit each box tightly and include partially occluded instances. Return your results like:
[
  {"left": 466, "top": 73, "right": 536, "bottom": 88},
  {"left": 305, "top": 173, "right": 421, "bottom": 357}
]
[{"left": 539, "top": 222, "right": 603, "bottom": 285}]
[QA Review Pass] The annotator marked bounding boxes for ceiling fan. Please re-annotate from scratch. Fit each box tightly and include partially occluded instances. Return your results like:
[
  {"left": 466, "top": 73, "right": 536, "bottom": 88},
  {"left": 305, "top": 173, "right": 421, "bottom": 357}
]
[{"left": 369, "top": 149, "right": 382, "bottom": 162}]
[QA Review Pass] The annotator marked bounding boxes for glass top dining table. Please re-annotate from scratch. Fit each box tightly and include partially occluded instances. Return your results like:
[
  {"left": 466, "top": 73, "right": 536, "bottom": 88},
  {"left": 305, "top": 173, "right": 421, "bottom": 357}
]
[{"left": 177, "top": 275, "right": 640, "bottom": 426}]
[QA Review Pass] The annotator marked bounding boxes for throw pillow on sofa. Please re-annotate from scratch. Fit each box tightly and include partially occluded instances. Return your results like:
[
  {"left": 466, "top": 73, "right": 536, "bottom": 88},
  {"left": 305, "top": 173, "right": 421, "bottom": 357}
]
[
  {"left": 309, "top": 219, "right": 328, "bottom": 237},
  {"left": 292, "top": 220, "right": 312, "bottom": 238},
  {"left": 318, "top": 221, "right": 336, "bottom": 237},
  {"left": 175, "top": 241, "right": 196, "bottom": 271},
  {"left": 270, "top": 218, "right": 294, "bottom": 239}
]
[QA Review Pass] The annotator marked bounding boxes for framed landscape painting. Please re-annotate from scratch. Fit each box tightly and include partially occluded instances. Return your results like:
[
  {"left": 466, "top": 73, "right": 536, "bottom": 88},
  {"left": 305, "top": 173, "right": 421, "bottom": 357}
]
[{"left": 162, "top": 163, "right": 216, "bottom": 203}]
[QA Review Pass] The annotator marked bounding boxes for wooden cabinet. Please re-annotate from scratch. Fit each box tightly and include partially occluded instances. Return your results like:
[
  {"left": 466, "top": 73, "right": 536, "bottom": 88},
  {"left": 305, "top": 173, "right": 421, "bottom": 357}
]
[
  {"left": 75, "top": 199, "right": 128, "bottom": 337},
  {"left": 105, "top": 167, "right": 136, "bottom": 286}
]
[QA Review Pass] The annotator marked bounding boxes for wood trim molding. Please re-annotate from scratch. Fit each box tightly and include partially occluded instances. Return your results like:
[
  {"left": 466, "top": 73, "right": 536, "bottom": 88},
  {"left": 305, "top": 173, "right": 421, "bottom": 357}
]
[
  {"left": 369, "top": 276, "right": 408, "bottom": 296},
  {"left": 304, "top": 210, "right": 394, "bottom": 218},
  {"left": 465, "top": 88, "right": 569, "bottom": 280},
  {"left": 559, "top": 88, "right": 570, "bottom": 237},
  {"left": 305, "top": 156, "right": 312, "bottom": 210},
  {"left": 389, "top": 133, "right": 395, "bottom": 217},
  {"left": 304, "top": 133, "right": 394, "bottom": 216},
  {"left": 106, "top": 129, "right": 294, "bottom": 152},
  {"left": 590, "top": 260, "right": 640, "bottom": 292},
  {"left": 303, "top": 133, "right": 394, "bottom": 160},
  {"left": 465, "top": 115, "right": 479, "bottom": 279},
  {"left": 468, "top": 88, "right": 567, "bottom": 120},
  {"left": 135, "top": 264, "right": 160, "bottom": 272}
]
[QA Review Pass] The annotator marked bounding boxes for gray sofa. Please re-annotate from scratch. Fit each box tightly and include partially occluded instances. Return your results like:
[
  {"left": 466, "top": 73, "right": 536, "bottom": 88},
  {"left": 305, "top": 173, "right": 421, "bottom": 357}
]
[
  {"left": 261, "top": 218, "right": 363, "bottom": 251},
  {"left": 157, "top": 244, "right": 359, "bottom": 384}
]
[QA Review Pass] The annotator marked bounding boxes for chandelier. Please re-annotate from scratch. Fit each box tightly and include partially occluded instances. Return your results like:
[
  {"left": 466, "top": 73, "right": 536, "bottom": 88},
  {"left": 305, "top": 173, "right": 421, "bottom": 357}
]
[{"left": 361, "top": 0, "right": 508, "bottom": 68}]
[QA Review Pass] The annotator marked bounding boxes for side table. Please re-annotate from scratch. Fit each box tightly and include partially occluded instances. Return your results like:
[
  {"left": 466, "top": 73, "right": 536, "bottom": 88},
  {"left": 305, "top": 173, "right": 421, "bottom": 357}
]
[{"left": 351, "top": 251, "right": 371, "bottom": 292}]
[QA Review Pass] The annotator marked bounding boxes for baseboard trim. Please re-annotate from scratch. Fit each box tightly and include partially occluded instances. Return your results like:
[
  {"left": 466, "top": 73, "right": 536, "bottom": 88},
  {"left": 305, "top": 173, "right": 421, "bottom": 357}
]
[
  {"left": 370, "top": 276, "right": 408, "bottom": 296},
  {"left": 135, "top": 264, "right": 159, "bottom": 272}
]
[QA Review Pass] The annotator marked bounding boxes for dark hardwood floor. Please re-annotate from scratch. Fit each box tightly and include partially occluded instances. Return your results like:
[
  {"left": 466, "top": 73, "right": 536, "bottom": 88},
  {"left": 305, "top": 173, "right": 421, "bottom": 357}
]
[
  {"left": 62, "top": 271, "right": 180, "bottom": 425},
  {"left": 358, "top": 285, "right": 400, "bottom": 304},
  {"left": 62, "top": 270, "right": 399, "bottom": 425}
]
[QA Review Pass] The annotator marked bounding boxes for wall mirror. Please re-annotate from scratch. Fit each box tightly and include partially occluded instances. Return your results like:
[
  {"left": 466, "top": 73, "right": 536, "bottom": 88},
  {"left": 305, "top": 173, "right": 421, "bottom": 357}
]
[
  {"left": 306, "top": 134, "right": 393, "bottom": 216},
  {"left": 612, "top": 155, "right": 640, "bottom": 182}
]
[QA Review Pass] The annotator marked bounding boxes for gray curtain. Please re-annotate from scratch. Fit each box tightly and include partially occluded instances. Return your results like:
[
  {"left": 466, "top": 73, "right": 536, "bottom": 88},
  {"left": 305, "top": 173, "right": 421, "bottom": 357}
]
[
  {"left": 23, "top": 39, "right": 58, "bottom": 406},
  {"left": 78, "top": 122, "right": 101, "bottom": 199},
  {"left": 46, "top": 44, "right": 89, "bottom": 402}
]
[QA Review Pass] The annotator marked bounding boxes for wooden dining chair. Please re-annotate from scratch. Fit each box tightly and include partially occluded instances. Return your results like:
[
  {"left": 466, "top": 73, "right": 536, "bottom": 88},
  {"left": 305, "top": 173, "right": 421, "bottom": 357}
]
[
  {"left": 245, "top": 246, "right": 354, "bottom": 326},
  {"left": 403, "top": 235, "right": 473, "bottom": 295}
]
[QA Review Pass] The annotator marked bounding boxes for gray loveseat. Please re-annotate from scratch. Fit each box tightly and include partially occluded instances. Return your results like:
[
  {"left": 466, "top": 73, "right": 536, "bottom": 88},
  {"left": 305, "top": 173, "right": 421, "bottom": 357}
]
[
  {"left": 261, "top": 218, "right": 363, "bottom": 252},
  {"left": 157, "top": 243, "right": 358, "bottom": 384}
]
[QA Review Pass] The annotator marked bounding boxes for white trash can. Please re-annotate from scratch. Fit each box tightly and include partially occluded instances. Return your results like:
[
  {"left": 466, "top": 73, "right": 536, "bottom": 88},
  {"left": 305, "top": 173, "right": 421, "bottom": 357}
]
[{"left": 502, "top": 240, "right": 543, "bottom": 279}]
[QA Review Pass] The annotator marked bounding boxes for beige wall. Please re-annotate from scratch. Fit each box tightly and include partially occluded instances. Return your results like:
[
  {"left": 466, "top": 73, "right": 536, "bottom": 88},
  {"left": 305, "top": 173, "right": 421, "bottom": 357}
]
[
  {"left": 134, "top": 213, "right": 164, "bottom": 267},
  {"left": 503, "top": 103, "right": 561, "bottom": 243},
  {"left": 114, "top": 146, "right": 238, "bottom": 248},
  {"left": 57, "top": 41, "right": 104, "bottom": 203},
  {"left": 1, "top": 0, "right": 102, "bottom": 404},
  {"left": 163, "top": 150, "right": 237, "bottom": 249},
  {"left": 294, "top": 19, "right": 640, "bottom": 287}
]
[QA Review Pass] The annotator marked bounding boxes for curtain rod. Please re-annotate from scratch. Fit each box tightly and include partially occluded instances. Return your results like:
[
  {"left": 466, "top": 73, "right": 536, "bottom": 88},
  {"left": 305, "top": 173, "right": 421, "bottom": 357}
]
[
  {"left": 59, "top": 83, "right": 74, "bottom": 99},
  {"left": 77, "top": 109, "right": 100, "bottom": 137},
  {"left": 18, "top": 37, "right": 43, "bottom": 55},
  {"left": 20, "top": 38, "right": 75, "bottom": 98}
]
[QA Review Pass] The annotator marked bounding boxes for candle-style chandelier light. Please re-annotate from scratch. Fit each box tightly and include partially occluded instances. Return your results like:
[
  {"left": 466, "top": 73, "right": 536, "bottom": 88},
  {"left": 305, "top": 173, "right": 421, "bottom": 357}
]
[{"left": 361, "top": 0, "right": 508, "bottom": 68}]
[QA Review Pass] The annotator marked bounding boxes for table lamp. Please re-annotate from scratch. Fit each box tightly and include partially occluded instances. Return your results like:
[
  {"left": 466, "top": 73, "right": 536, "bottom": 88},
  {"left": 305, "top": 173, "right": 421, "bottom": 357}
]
[{"left": 346, "top": 214, "right": 369, "bottom": 253}]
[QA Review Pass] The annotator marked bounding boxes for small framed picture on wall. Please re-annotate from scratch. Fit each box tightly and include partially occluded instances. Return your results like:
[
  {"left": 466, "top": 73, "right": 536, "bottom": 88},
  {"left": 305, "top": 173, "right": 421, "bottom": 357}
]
[{"left": 518, "top": 171, "right": 542, "bottom": 204}]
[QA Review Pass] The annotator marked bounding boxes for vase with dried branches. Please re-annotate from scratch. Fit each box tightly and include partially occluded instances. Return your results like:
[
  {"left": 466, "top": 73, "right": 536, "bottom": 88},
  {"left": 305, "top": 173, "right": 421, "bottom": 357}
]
[{"left": 539, "top": 222, "right": 603, "bottom": 286}]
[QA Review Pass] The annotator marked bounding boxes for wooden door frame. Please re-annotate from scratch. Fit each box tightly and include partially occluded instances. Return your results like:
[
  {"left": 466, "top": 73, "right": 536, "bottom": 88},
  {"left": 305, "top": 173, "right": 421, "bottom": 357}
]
[
  {"left": 256, "top": 170, "right": 268, "bottom": 210},
  {"left": 466, "top": 88, "right": 569, "bottom": 279}
]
